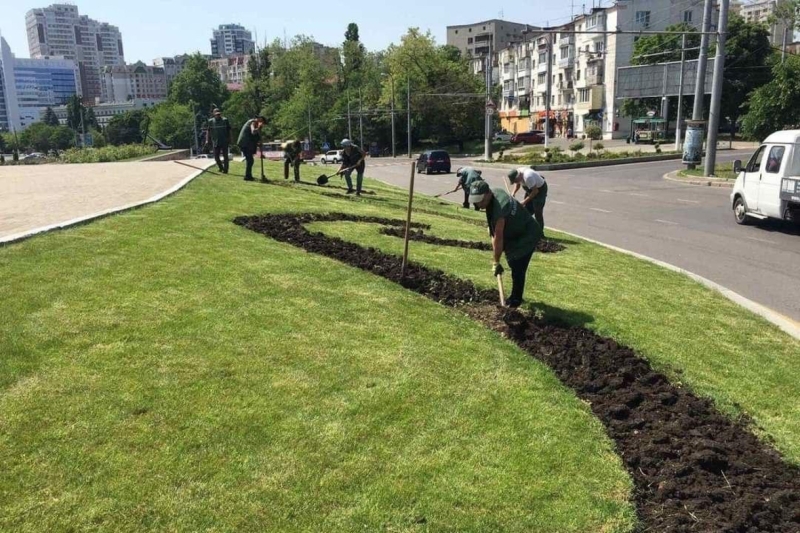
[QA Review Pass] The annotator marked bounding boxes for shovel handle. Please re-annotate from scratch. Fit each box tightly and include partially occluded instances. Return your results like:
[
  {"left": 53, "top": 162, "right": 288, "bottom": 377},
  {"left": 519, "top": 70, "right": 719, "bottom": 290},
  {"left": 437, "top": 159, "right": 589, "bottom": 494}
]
[{"left": 496, "top": 275, "right": 506, "bottom": 307}]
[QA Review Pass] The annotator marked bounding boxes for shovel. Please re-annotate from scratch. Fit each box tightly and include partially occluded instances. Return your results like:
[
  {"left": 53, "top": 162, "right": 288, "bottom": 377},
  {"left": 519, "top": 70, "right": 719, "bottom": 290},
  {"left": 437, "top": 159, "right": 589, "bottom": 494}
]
[
  {"left": 496, "top": 274, "right": 506, "bottom": 307},
  {"left": 316, "top": 169, "right": 345, "bottom": 186},
  {"left": 433, "top": 188, "right": 459, "bottom": 198}
]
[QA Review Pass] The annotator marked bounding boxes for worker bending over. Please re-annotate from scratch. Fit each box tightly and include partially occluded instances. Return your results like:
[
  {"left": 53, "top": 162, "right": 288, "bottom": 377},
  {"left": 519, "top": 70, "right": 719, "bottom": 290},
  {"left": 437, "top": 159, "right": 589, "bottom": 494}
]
[{"left": 507, "top": 167, "right": 547, "bottom": 233}]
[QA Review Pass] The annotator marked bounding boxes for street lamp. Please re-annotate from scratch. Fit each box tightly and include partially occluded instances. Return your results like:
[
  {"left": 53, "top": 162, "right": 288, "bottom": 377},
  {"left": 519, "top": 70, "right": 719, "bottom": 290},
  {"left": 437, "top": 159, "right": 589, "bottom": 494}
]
[{"left": 382, "top": 73, "right": 396, "bottom": 158}]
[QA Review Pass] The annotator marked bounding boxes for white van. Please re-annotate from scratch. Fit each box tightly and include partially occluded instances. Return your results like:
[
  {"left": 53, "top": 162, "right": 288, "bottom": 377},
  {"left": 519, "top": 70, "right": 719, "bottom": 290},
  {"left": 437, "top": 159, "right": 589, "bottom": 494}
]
[{"left": 731, "top": 130, "right": 800, "bottom": 225}]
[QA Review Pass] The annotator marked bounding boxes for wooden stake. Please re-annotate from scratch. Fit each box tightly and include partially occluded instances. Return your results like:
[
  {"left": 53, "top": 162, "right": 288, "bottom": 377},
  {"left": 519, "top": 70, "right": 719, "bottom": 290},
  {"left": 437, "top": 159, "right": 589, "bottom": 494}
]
[
  {"left": 401, "top": 162, "right": 416, "bottom": 277},
  {"left": 496, "top": 275, "right": 506, "bottom": 307}
]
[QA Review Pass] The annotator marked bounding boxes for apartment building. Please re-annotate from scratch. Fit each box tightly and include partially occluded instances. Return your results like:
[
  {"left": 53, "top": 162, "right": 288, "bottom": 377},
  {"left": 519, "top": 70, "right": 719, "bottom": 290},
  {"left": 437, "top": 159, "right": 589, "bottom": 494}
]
[
  {"left": 210, "top": 24, "right": 254, "bottom": 58},
  {"left": 497, "top": 0, "right": 708, "bottom": 140},
  {"left": 740, "top": 0, "right": 790, "bottom": 46},
  {"left": 100, "top": 62, "right": 167, "bottom": 103},
  {"left": 447, "top": 20, "right": 536, "bottom": 59},
  {"left": 208, "top": 55, "right": 250, "bottom": 88},
  {"left": 26, "top": 4, "right": 124, "bottom": 103},
  {"left": 153, "top": 55, "right": 190, "bottom": 88}
]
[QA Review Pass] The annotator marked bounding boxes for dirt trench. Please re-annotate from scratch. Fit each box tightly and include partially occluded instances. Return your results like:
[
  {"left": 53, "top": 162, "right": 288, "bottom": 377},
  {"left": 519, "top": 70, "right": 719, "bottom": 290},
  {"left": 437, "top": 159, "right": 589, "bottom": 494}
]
[{"left": 234, "top": 212, "right": 800, "bottom": 532}]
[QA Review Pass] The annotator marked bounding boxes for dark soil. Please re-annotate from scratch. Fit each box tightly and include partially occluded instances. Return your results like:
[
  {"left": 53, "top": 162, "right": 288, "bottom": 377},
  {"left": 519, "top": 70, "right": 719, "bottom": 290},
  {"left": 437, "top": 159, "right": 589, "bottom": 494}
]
[
  {"left": 378, "top": 226, "right": 565, "bottom": 254},
  {"left": 234, "top": 212, "right": 800, "bottom": 532}
]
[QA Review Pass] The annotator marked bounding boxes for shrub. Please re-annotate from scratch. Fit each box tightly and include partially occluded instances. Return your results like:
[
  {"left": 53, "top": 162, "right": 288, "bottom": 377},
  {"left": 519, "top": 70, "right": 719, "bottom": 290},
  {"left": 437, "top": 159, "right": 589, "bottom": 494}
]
[
  {"left": 569, "top": 141, "right": 585, "bottom": 153},
  {"left": 585, "top": 125, "right": 602, "bottom": 140},
  {"left": 60, "top": 144, "right": 157, "bottom": 164},
  {"left": 594, "top": 142, "right": 604, "bottom": 151}
]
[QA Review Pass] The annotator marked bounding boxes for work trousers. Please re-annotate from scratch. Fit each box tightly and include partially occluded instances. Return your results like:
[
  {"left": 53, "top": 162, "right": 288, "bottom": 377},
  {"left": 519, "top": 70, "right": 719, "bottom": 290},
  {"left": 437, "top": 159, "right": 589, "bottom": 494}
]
[
  {"left": 242, "top": 147, "right": 255, "bottom": 179},
  {"left": 343, "top": 168, "right": 364, "bottom": 193},
  {"left": 214, "top": 144, "right": 229, "bottom": 173},
  {"left": 507, "top": 251, "right": 534, "bottom": 308},
  {"left": 524, "top": 181, "right": 548, "bottom": 232},
  {"left": 284, "top": 157, "right": 301, "bottom": 181}
]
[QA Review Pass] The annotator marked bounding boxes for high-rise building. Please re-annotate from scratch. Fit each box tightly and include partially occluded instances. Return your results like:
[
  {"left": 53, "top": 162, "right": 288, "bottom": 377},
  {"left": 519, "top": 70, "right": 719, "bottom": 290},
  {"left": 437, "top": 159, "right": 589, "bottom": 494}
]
[
  {"left": 0, "top": 34, "right": 77, "bottom": 131},
  {"left": 210, "top": 24, "right": 254, "bottom": 58},
  {"left": 26, "top": 4, "right": 124, "bottom": 103},
  {"left": 101, "top": 61, "right": 167, "bottom": 102},
  {"left": 740, "top": 0, "right": 790, "bottom": 46}
]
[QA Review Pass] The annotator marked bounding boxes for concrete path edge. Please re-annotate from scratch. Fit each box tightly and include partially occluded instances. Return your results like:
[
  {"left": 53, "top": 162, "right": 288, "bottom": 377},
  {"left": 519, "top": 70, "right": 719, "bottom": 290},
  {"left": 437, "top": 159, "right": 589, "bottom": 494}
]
[
  {"left": 551, "top": 226, "right": 800, "bottom": 341},
  {"left": 0, "top": 160, "right": 215, "bottom": 247},
  {"left": 663, "top": 169, "right": 734, "bottom": 188}
]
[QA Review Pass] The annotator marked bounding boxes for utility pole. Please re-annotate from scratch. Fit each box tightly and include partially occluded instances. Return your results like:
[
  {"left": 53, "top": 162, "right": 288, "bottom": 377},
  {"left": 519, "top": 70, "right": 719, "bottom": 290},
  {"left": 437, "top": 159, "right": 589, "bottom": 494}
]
[
  {"left": 782, "top": 26, "right": 789, "bottom": 63},
  {"left": 307, "top": 103, "right": 312, "bottom": 145},
  {"left": 390, "top": 77, "right": 396, "bottom": 158},
  {"left": 692, "top": 0, "right": 713, "bottom": 122},
  {"left": 347, "top": 90, "right": 352, "bottom": 139},
  {"left": 704, "top": 0, "right": 730, "bottom": 177},
  {"left": 675, "top": 33, "right": 687, "bottom": 151},
  {"left": 545, "top": 35, "right": 552, "bottom": 148},
  {"left": 358, "top": 88, "right": 364, "bottom": 148},
  {"left": 407, "top": 75, "right": 412, "bottom": 158},
  {"left": 484, "top": 44, "right": 494, "bottom": 161},
  {"left": 191, "top": 101, "right": 199, "bottom": 157}
]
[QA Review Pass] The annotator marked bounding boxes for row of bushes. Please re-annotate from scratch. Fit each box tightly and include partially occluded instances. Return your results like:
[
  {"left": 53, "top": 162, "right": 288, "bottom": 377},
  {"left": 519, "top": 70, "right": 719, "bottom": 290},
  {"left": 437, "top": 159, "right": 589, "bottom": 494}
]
[
  {"left": 59, "top": 145, "right": 158, "bottom": 164},
  {"left": 499, "top": 145, "right": 677, "bottom": 165}
]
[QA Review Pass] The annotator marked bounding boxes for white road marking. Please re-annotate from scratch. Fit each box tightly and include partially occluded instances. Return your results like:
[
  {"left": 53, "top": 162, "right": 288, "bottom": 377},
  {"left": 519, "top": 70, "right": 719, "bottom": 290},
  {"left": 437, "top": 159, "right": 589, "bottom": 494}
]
[
  {"left": 747, "top": 236, "right": 778, "bottom": 245},
  {"left": 677, "top": 198, "right": 700, "bottom": 204},
  {"left": 599, "top": 189, "right": 613, "bottom": 193},
  {"left": 655, "top": 219, "right": 680, "bottom": 225},
  {"left": 590, "top": 207, "right": 612, "bottom": 213},
  {"left": 550, "top": 200, "right": 566, "bottom": 205},
  {"left": 628, "top": 192, "right": 650, "bottom": 198}
]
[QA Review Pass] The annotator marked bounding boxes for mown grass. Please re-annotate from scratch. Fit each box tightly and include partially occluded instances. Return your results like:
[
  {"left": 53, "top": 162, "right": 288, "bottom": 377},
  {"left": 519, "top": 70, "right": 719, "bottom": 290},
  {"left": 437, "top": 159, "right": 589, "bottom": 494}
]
[
  {"left": 680, "top": 162, "right": 737, "bottom": 180},
  {"left": 0, "top": 161, "right": 635, "bottom": 532}
]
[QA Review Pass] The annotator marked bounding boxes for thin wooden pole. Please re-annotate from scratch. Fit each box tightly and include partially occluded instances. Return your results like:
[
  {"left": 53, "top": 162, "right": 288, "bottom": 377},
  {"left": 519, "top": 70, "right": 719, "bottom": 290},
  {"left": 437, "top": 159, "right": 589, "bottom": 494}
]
[{"left": 401, "top": 162, "right": 416, "bottom": 277}]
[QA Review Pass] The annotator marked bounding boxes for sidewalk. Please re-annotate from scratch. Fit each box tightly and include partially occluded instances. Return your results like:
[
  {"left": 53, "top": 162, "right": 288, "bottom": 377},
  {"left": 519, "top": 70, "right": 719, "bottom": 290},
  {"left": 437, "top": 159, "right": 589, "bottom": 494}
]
[{"left": 0, "top": 160, "right": 208, "bottom": 241}]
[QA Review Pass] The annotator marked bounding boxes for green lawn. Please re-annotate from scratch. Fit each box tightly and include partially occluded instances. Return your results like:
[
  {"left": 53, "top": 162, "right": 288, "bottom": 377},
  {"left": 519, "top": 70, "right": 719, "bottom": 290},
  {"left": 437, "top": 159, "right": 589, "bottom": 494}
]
[
  {"left": 2, "top": 160, "right": 800, "bottom": 531},
  {"left": 680, "top": 162, "right": 737, "bottom": 180}
]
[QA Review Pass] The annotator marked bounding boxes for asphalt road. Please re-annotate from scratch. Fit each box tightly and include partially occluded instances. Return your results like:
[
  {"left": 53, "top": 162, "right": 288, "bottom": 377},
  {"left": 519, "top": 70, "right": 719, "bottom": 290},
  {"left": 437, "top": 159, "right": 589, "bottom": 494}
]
[{"left": 364, "top": 152, "right": 800, "bottom": 322}]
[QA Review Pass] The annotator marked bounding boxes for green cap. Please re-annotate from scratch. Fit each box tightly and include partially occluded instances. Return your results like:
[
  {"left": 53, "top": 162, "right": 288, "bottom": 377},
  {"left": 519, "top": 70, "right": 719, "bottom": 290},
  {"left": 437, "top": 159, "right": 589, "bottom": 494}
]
[
  {"left": 468, "top": 180, "right": 491, "bottom": 204},
  {"left": 507, "top": 169, "right": 519, "bottom": 182}
]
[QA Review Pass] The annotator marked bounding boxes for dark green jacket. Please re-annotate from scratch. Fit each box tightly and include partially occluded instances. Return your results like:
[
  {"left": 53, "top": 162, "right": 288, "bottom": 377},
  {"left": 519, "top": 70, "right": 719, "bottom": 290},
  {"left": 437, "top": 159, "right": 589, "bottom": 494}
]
[
  {"left": 237, "top": 119, "right": 260, "bottom": 152},
  {"left": 486, "top": 188, "right": 541, "bottom": 260},
  {"left": 207, "top": 117, "right": 231, "bottom": 147}
]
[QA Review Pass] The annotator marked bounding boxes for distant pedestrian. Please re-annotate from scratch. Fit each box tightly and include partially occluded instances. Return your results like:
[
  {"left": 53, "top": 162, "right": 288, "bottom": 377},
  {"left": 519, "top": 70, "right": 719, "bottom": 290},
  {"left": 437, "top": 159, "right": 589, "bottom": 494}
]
[
  {"left": 206, "top": 108, "right": 231, "bottom": 174},
  {"left": 283, "top": 140, "right": 302, "bottom": 182},
  {"left": 508, "top": 167, "right": 547, "bottom": 233},
  {"left": 237, "top": 116, "right": 266, "bottom": 182},
  {"left": 338, "top": 139, "right": 366, "bottom": 195}
]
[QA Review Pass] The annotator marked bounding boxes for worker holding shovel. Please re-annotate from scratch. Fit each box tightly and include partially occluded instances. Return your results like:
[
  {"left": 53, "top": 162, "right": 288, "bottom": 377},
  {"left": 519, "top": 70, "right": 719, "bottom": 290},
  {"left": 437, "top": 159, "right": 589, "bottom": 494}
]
[
  {"left": 507, "top": 167, "right": 547, "bottom": 233},
  {"left": 338, "top": 139, "right": 366, "bottom": 196},
  {"left": 283, "top": 140, "right": 302, "bottom": 182},
  {"left": 237, "top": 115, "right": 267, "bottom": 182},
  {"left": 469, "top": 180, "right": 542, "bottom": 309},
  {"left": 455, "top": 167, "right": 484, "bottom": 209}
]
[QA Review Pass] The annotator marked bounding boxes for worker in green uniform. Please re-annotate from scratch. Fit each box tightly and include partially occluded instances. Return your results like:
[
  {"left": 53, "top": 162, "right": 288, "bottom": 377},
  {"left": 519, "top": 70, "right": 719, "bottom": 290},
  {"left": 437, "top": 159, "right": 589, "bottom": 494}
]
[
  {"left": 454, "top": 166, "right": 483, "bottom": 209},
  {"left": 338, "top": 139, "right": 366, "bottom": 195},
  {"left": 206, "top": 108, "right": 231, "bottom": 174},
  {"left": 237, "top": 116, "right": 266, "bottom": 182},
  {"left": 469, "top": 180, "right": 542, "bottom": 308},
  {"left": 283, "top": 140, "right": 302, "bottom": 182}
]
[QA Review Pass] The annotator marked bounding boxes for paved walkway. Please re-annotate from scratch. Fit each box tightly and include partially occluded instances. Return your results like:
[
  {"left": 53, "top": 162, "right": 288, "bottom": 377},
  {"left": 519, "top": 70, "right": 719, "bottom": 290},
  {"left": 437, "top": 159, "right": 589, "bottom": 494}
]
[{"left": 0, "top": 161, "right": 203, "bottom": 240}]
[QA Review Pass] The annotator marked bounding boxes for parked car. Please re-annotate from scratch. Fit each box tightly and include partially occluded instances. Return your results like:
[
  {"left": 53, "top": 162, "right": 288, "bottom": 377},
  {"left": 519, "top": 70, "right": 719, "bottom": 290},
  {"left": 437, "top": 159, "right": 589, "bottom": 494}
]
[
  {"left": 511, "top": 130, "right": 545, "bottom": 145},
  {"left": 320, "top": 150, "right": 343, "bottom": 164},
  {"left": 416, "top": 150, "right": 451, "bottom": 174},
  {"left": 493, "top": 130, "right": 513, "bottom": 142},
  {"left": 731, "top": 129, "right": 800, "bottom": 225}
]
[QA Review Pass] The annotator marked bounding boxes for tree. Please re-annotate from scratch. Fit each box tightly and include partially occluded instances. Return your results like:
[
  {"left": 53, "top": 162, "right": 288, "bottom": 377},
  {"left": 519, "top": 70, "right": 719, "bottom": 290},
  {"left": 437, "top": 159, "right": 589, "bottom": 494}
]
[
  {"left": 342, "top": 23, "right": 366, "bottom": 88},
  {"left": 741, "top": 55, "right": 800, "bottom": 140},
  {"left": 722, "top": 14, "right": 772, "bottom": 139},
  {"left": 85, "top": 107, "right": 98, "bottom": 130},
  {"left": 66, "top": 95, "right": 83, "bottom": 131},
  {"left": 769, "top": 0, "right": 800, "bottom": 47},
  {"left": 168, "top": 53, "right": 229, "bottom": 117},
  {"left": 631, "top": 23, "right": 701, "bottom": 65},
  {"left": 0, "top": 133, "right": 6, "bottom": 153},
  {"left": 50, "top": 125, "right": 76, "bottom": 151},
  {"left": 19, "top": 123, "right": 55, "bottom": 152},
  {"left": 104, "top": 110, "right": 147, "bottom": 145},
  {"left": 148, "top": 102, "right": 194, "bottom": 148},
  {"left": 42, "top": 106, "right": 60, "bottom": 126}
]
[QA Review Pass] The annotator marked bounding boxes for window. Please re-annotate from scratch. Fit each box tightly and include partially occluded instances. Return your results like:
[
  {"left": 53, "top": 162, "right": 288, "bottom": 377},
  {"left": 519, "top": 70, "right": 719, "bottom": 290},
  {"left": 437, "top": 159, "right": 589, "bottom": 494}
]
[
  {"left": 635, "top": 11, "right": 651, "bottom": 27},
  {"left": 579, "top": 88, "right": 590, "bottom": 103},
  {"left": 537, "top": 72, "right": 546, "bottom": 84},
  {"left": 468, "top": 37, "right": 473, "bottom": 44},
  {"left": 747, "top": 146, "right": 766, "bottom": 173},
  {"left": 766, "top": 146, "right": 785, "bottom": 173},
  {"left": 539, "top": 52, "right": 546, "bottom": 63},
  {"left": 684, "top": 10, "right": 693, "bottom": 23},
  {"left": 576, "top": 70, "right": 581, "bottom": 80},
  {"left": 454, "top": 30, "right": 458, "bottom": 34}
]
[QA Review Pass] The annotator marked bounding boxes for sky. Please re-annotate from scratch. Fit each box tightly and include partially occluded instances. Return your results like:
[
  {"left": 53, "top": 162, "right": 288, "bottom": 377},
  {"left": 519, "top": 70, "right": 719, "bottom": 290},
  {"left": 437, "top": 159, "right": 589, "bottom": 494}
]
[{"left": 0, "top": 0, "right": 604, "bottom": 63}]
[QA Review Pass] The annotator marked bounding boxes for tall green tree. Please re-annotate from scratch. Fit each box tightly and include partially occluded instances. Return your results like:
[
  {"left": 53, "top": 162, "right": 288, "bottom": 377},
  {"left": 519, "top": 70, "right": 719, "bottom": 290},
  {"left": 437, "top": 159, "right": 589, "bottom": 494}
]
[
  {"left": 342, "top": 22, "right": 366, "bottom": 88},
  {"left": 105, "top": 110, "right": 147, "bottom": 145},
  {"left": 742, "top": 55, "right": 800, "bottom": 140},
  {"left": 66, "top": 95, "right": 84, "bottom": 131},
  {"left": 42, "top": 106, "right": 61, "bottom": 126},
  {"left": 50, "top": 125, "right": 76, "bottom": 151},
  {"left": 85, "top": 107, "right": 98, "bottom": 130},
  {"left": 168, "top": 53, "right": 230, "bottom": 116},
  {"left": 631, "top": 23, "right": 701, "bottom": 65},
  {"left": 19, "top": 123, "right": 54, "bottom": 152},
  {"left": 148, "top": 102, "right": 194, "bottom": 148}
]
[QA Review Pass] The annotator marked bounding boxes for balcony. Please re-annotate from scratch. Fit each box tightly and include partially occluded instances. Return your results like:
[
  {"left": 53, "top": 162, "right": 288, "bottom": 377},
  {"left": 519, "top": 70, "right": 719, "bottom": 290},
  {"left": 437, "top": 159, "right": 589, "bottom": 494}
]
[
  {"left": 587, "top": 73, "right": 604, "bottom": 86},
  {"left": 559, "top": 34, "right": 575, "bottom": 46},
  {"left": 537, "top": 37, "right": 549, "bottom": 49},
  {"left": 517, "top": 85, "right": 530, "bottom": 96},
  {"left": 538, "top": 60, "right": 549, "bottom": 73},
  {"left": 558, "top": 56, "right": 575, "bottom": 68},
  {"left": 586, "top": 53, "right": 604, "bottom": 63},
  {"left": 558, "top": 81, "right": 574, "bottom": 91}
]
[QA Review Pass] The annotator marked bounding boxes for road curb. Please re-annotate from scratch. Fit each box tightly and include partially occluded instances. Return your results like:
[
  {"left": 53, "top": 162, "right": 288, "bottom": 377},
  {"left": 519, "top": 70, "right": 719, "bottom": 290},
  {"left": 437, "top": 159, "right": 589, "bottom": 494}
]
[
  {"left": 0, "top": 160, "right": 215, "bottom": 247},
  {"left": 549, "top": 226, "right": 800, "bottom": 341},
  {"left": 663, "top": 169, "right": 734, "bottom": 188}
]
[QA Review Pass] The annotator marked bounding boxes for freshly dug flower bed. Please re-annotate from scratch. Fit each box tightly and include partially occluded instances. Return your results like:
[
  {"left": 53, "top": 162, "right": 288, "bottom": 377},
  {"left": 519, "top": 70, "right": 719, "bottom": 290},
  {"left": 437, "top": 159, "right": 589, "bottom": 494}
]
[{"left": 234, "top": 212, "right": 800, "bottom": 531}]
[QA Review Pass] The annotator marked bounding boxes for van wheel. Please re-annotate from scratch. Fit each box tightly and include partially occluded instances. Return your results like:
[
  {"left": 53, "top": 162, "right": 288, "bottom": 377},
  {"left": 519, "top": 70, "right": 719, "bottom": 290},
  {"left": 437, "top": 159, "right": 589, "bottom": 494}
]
[{"left": 733, "top": 197, "right": 749, "bottom": 225}]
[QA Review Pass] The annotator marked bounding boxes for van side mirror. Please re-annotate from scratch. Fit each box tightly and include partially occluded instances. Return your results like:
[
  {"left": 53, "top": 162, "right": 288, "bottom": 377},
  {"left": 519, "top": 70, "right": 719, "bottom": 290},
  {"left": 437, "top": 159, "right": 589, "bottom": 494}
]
[{"left": 733, "top": 159, "right": 742, "bottom": 174}]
